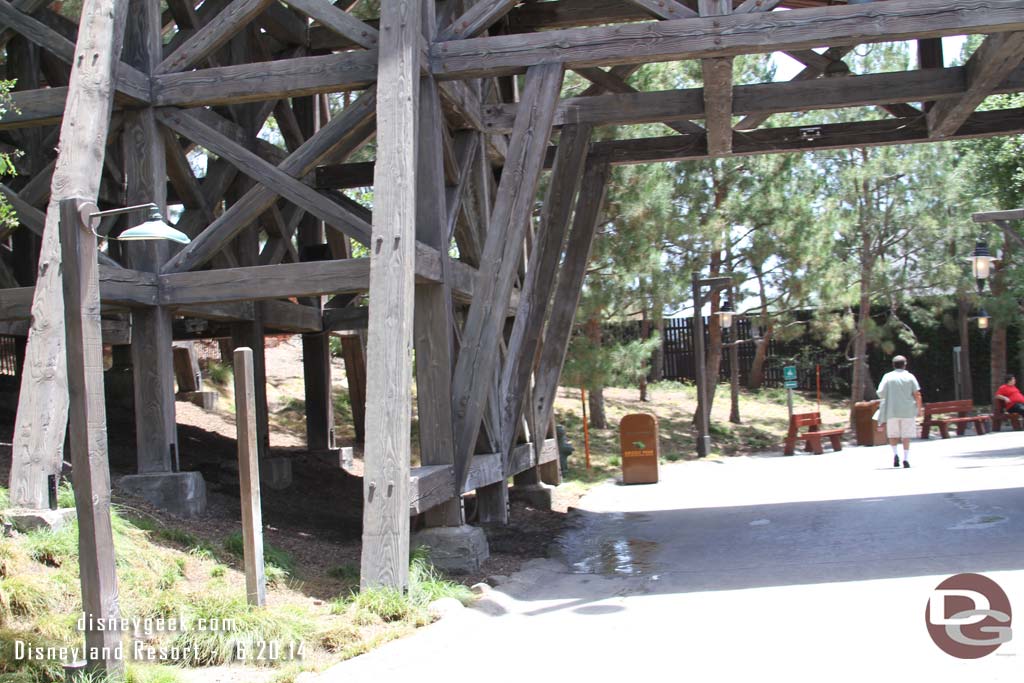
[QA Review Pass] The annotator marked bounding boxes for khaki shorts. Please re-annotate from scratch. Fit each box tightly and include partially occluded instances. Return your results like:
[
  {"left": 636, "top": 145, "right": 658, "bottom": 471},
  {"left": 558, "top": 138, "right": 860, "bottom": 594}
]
[{"left": 885, "top": 417, "right": 917, "bottom": 440}]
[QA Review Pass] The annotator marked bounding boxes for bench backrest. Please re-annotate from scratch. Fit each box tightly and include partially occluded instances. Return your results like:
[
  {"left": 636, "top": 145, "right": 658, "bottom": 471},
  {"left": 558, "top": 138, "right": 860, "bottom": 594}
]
[
  {"left": 924, "top": 400, "right": 973, "bottom": 416},
  {"left": 791, "top": 412, "right": 822, "bottom": 429}
]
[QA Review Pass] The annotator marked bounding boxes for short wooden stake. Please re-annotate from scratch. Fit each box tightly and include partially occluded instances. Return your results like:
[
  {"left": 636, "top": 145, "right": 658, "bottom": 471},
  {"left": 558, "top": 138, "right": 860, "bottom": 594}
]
[{"left": 234, "top": 347, "right": 266, "bottom": 607}]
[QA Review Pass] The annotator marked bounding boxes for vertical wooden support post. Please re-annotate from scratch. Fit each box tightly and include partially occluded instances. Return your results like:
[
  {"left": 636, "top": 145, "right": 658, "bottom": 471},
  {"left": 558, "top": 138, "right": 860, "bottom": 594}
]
[
  {"left": 414, "top": 3, "right": 461, "bottom": 526},
  {"left": 231, "top": 318, "right": 269, "bottom": 461},
  {"left": 451, "top": 63, "right": 564, "bottom": 494},
  {"left": 340, "top": 335, "right": 367, "bottom": 443},
  {"left": 59, "top": 198, "right": 122, "bottom": 675},
  {"left": 9, "top": 0, "right": 129, "bottom": 509},
  {"left": 500, "top": 124, "right": 592, "bottom": 482},
  {"left": 533, "top": 159, "right": 611, "bottom": 440},
  {"left": 360, "top": 0, "right": 421, "bottom": 590},
  {"left": 234, "top": 347, "right": 267, "bottom": 607},
  {"left": 692, "top": 272, "right": 711, "bottom": 458},
  {"left": 302, "top": 332, "right": 335, "bottom": 450},
  {"left": 124, "top": 0, "right": 177, "bottom": 475}
]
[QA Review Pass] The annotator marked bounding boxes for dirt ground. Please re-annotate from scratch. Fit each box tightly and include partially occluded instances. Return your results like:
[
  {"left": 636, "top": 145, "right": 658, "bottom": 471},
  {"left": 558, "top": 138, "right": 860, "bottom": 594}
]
[{"left": 0, "top": 337, "right": 847, "bottom": 592}]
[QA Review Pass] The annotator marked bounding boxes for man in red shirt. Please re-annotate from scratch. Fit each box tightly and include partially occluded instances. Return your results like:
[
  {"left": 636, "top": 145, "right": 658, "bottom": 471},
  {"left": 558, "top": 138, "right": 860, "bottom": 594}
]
[{"left": 996, "top": 374, "right": 1024, "bottom": 416}]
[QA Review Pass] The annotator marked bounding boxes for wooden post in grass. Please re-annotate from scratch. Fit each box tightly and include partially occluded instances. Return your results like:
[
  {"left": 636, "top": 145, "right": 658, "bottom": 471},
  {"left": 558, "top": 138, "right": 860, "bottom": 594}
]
[
  {"left": 234, "top": 347, "right": 266, "bottom": 607},
  {"left": 59, "top": 198, "right": 122, "bottom": 675}
]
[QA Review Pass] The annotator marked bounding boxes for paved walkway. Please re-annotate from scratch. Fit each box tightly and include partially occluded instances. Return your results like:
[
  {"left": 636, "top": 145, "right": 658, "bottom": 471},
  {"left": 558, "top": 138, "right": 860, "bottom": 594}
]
[{"left": 319, "top": 432, "right": 1024, "bottom": 682}]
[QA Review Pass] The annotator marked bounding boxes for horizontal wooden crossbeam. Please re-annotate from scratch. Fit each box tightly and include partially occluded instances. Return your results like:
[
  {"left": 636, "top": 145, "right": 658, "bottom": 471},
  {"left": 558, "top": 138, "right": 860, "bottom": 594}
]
[
  {"left": 432, "top": 0, "right": 1024, "bottom": 79},
  {"left": 481, "top": 64, "right": 1024, "bottom": 133}
]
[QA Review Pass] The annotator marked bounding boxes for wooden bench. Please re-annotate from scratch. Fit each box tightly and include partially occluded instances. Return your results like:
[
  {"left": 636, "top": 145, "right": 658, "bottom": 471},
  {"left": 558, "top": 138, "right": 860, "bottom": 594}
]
[
  {"left": 920, "top": 400, "right": 991, "bottom": 439},
  {"left": 784, "top": 412, "right": 845, "bottom": 455},
  {"left": 992, "top": 397, "right": 1024, "bottom": 431}
]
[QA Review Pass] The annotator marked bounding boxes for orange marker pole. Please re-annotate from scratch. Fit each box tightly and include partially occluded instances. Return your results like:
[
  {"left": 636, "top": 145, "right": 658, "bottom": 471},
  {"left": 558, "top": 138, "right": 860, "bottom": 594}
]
[{"left": 581, "top": 387, "right": 592, "bottom": 471}]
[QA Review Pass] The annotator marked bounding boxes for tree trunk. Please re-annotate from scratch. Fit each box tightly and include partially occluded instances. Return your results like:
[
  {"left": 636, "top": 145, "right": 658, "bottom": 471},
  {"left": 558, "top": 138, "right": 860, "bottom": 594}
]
[
  {"left": 652, "top": 310, "right": 665, "bottom": 382},
  {"left": 705, "top": 251, "right": 724, "bottom": 413},
  {"left": 585, "top": 316, "right": 607, "bottom": 428},
  {"left": 749, "top": 325, "right": 773, "bottom": 389},
  {"left": 729, "top": 328, "right": 740, "bottom": 424},
  {"left": 957, "top": 295, "right": 973, "bottom": 402},
  {"left": 639, "top": 308, "right": 650, "bottom": 402},
  {"left": 991, "top": 325, "right": 1007, "bottom": 399}
]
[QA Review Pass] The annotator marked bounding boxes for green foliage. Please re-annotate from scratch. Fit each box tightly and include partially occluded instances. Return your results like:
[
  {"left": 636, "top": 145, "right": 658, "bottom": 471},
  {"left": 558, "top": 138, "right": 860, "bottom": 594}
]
[
  {"left": 204, "top": 361, "right": 233, "bottom": 387},
  {"left": 0, "top": 629, "right": 65, "bottom": 683},
  {"left": 223, "top": 531, "right": 295, "bottom": 579}
]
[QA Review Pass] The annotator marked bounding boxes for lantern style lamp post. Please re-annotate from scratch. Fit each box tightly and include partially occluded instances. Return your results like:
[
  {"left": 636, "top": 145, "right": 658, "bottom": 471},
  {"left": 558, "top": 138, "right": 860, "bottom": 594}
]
[
  {"left": 59, "top": 198, "right": 188, "bottom": 675},
  {"left": 967, "top": 239, "right": 998, "bottom": 293}
]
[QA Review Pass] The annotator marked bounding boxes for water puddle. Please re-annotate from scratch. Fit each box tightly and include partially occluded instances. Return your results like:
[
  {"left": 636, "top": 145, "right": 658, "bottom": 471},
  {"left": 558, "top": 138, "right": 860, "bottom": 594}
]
[
  {"left": 950, "top": 514, "right": 1009, "bottom": 530},
  {"left": 553, "top": 511, "right": 659, "bottom": 576}
]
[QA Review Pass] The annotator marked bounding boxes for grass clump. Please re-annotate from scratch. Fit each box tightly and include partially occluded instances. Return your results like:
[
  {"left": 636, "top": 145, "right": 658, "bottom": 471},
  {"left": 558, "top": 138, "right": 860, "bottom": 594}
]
[
  {"left": 167, "top": 593, "right": 313, "bottom": 667},
  {"left": 0, "top": 628, "right": 66, "bottom": 683},
  {"left": 205, "top": 360, "right": 233, "bottom": 387},
  {"left": 224, "top": 532, "right": 295, "bottom": 580}
]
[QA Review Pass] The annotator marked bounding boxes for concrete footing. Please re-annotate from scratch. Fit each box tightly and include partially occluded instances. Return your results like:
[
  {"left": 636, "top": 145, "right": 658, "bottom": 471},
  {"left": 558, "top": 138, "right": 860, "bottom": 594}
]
[
  {"left": 177, "top": 391, "right": 218, "bottom": 410},
  {"left": 118, "top": 471, "right": 207, "bottom": 517},
  {"left": 510, "top": 483, "right": 554, "bottom": 510},
  {"left": 6, "top": 508, "right": 77, "bottom": 532},
  {"left": 412, "top": 525, "right": 490, "bottom": 574},
  {"left": 261, "top": 458, "right": 293, "bottom": 490}
]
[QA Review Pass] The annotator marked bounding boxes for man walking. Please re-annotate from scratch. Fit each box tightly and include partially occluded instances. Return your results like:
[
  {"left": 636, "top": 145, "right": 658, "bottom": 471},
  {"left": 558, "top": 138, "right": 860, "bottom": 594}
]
[{"left": 876, "top": 355, "right": 923, "bottom": 468}]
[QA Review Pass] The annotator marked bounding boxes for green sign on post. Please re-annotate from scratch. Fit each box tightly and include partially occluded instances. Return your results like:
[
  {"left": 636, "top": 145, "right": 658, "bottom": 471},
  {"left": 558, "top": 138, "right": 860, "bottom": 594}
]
[{"left": 783, "top": 365, "right": 797, "bottom": 381}]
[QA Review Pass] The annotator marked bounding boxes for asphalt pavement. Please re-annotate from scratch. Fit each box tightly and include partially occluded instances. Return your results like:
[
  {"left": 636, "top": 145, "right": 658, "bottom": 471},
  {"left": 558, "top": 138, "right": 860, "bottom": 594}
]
[{"left": 317, "top": 431, "right": 1024, "bottom": 682}]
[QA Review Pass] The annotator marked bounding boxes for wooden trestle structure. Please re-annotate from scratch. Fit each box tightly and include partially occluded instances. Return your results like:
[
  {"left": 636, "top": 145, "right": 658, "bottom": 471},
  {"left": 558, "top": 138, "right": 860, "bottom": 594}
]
[{"left": 2, "top": 0, "right": 1024, "bottom": 589}]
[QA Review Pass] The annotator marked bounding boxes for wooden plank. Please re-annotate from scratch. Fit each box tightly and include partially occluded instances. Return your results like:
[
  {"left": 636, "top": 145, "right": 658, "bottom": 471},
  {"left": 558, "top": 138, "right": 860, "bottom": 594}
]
[
  {"left": 734, "top": 0, "right": 784, "bottom": 13},
  {"left": 160, "top": 87, "right": 377, "bottom": 274},
  {"left": 152, "top": 52, "right": 378, "bottom": 107},
  {"left": 322, "top": 305, "right": 368, "bottom": 331},
  {"left": 439, "top": 0, "right": 519, "bottom": 41},
  {"left": 928, "top": 31, "right": 1024, "bottom": 138},
  {"left": 624, "top": 0, "right": 697, "bottom": 21},
  {"left": 409, "top": 464, "right": 456, "bottom": 516},
  {"left": 172, "top": 343, "right": 202, "bottom": 393},
  {"left": 483, "top": 63, "right": 1024, "bottom": 133},
  {"left": 918, "top": 37, "right": 944, "bottom": 112},
  {"left": 233, "top": 347, "right": 267, "bottom": 607},
  {"left": 157, "top": 0, "right": 276, "bottom": 73},
  {"left": 507, "top": 0, "right": 650, "bottom": 32},
  {"left": 360, "top": 0, "right": 419, "bottom": 591},
  {"left": 573, "top": 65, "right": 705, "bottom": 135},
  {"left": 9, "top": 0, "right": 129, "bottom": 510},
  {"left": 974, "top": 208, "right": 1024, "bottom": 222},
  {"left": 414, "top": 74, "right": 461, "bottom": 527},
  {"left": 498, "top": 124, "right": 591, "bottom": 467},
  {"left": 260, "top": 300, "right": 323, "bottom": 333},
  {"left": 533, "top": 159, "right": 610, "bottom": 439},
  {"left": 702, "top": 56, "right": 734, "bottom": 154},
  {"left": 59, "top": 198, "right": 122, "bottom": 674},
  {"left": 593, "top": 107, "right": 1024, "bottom": 164},
  {"left": 0, "top": 86, "right": 66, "bottom": 129},
  {"left": 339, "top": 335, "right": 366, "bottom": 443},
  {"left": 450, "top": 63, "right": 564, "bottom": 491},
  {"left": 0, "top": 0, "right": 149, "bottom": 103},
  {"left": 286, "top": 0, "right": 378, "bottom": 48},
  {"left": 432, "top": 0, "right": 1024, "bottom": 79},
  {"left": 160, "top": 259, "right": 373, "bottom": 305}
]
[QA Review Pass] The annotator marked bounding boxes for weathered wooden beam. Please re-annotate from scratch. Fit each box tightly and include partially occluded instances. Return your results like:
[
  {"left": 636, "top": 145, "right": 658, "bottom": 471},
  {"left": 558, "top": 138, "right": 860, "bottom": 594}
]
[
  {"left": 285, "top": 0, "right": 378, "bottom": 48},
  {"left": 483, "top": 63, "right": 1024, "bottom": 134},
  {"left": 161, "top": 259, "right": 372, "bottom": 305},
  {"left": 322, "top": 305, "right": 368, "bottom": 331},
  {"left": 360, "top": 0, "right": 419, "bottom": 591},
  {"left": 160, "top": 87, "right": 377, "bottom": 274},
  {"left": 533, "top": 158, "right": 610, "bottom": 439},
  {"left": 698, "top": 2, "right": 733, "bottom": 154},
  {"left": 433, "top": 0, "right": 1024, "bottom": 79},
  {"left": 928, "top": 31, "right": 1024, "bottom": 138},
  {"left": 0, "top": 86, "right": 66, "bottom": 129},
  {"left": 260, "top": 300, "right": 323, "bottom": 333},
  {"left": 413, "top": 71, "right": 461, "bottom": 527},
  {"left": 734, "top": 0, "right": 784, "bottom": 13},
  {"left": 594, "top": 106, "right": 1024, "bottom": 164},
  {"left": 573, "top": 65, "right": 705, "bottom": 135},
  {"left": 9, "top": 0, "right": 129, "bottom": 511},
  {"left": 408, "top": 464, "right": 456, "bottom": 516},
  {"left": 438, "top": 0, "right": 519, "bottom": 41},
  {"left": 624, "top": 0, "right": 697, "bottom": 21},
  {"left": 152, "top": 51, "right": 377, "bottom": 107},
  {"left": 499, "top": 124, "right": 591, "bottom": 468},
  {"left": 0, "top": 0, "right": 149, "bottom": 103},
  {"left": 507, "top": 0, "right": 650, "bottom": 32},
  {"left": 157, "top": 0, "right": 276, "bottom": 73},
  {"left": 451, "top": 63, "right": 564, "bottom": 491}
]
